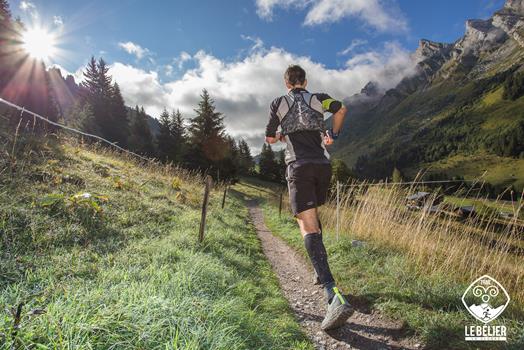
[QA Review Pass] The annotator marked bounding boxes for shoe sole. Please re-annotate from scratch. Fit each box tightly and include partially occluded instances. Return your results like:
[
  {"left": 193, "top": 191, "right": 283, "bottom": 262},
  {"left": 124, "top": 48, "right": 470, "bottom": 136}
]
[{"left": 321, "top": 304, "right": 354, "bottom": 331}]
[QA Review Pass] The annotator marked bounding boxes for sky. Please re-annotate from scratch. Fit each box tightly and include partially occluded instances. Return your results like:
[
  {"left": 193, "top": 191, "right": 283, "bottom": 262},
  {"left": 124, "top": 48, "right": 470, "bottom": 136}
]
[{"left": 11, "top": 0, "right": 506, "bottom": 150}]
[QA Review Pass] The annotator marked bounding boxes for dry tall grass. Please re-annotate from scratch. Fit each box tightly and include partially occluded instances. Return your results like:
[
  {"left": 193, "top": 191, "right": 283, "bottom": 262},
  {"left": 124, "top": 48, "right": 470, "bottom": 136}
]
[{"left": 286, "top": 181, "right": 524, "bottom": 306}]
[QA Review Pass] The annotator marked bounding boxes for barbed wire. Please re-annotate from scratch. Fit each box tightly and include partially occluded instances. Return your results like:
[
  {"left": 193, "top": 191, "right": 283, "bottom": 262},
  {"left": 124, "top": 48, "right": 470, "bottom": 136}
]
[{"left": 0, "top": 96, "right": 154, "bottom": 163}]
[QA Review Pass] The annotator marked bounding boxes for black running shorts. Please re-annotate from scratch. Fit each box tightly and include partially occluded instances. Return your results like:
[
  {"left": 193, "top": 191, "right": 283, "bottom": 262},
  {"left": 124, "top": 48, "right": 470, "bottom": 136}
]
[{"left": 286, "top": 162, "right": 332, "bottom": 216}]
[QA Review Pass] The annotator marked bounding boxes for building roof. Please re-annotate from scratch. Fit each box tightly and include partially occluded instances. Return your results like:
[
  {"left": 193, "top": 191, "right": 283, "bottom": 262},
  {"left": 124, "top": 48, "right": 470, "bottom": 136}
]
[{"left": 406, "top": 192, "right": 430, "bottom": 201}]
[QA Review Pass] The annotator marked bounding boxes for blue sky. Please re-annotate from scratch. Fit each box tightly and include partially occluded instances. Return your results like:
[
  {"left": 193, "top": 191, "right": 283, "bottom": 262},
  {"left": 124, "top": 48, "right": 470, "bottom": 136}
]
[{"left": 11, "top": 0, "right": 507, "bottom": 148}]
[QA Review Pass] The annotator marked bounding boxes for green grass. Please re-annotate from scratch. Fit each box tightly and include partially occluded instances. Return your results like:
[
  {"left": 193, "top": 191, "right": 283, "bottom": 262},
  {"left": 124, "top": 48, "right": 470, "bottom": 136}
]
[
  {"left": 233, "top": 179, "right": 524, "bottom": 350},
  {"left": 421, "top": 153, "right": 524, "bottom": 192},
  {"left": 0, "top": 136, "right": 312, "bottom": 350}
]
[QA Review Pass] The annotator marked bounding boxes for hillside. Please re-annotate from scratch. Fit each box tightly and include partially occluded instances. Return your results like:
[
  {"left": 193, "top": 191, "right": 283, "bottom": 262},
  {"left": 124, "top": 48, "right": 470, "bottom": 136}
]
[
  {"left": 332, "top": 0, "right": 524, "bottom": 192},
  {"left": 0, "top": 129, "right": 310, "bottom": 349}
]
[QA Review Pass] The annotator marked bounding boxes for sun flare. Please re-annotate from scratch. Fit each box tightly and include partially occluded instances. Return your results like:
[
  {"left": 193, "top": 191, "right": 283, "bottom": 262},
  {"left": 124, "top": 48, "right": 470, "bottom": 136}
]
[{"left": 22, "top": 27, "right": 57, "bottom": 61}]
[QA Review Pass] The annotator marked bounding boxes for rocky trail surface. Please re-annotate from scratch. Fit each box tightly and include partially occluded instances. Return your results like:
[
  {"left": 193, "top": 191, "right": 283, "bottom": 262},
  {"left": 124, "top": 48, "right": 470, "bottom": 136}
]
[{"left": 247, "top": 201, "right": 423, "bottom": 350}]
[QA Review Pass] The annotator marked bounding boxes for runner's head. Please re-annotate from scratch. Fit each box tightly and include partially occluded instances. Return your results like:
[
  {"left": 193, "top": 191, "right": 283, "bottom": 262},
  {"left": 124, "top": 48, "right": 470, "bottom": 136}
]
[{"left": 285, "top": 65, "right": 307, "bottom": 89}]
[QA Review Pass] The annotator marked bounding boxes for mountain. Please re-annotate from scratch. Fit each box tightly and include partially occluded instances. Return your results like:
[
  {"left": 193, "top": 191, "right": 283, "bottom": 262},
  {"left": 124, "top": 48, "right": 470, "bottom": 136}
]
[{"left": 332, "top": 0, "right": 524, "bottom": 192}]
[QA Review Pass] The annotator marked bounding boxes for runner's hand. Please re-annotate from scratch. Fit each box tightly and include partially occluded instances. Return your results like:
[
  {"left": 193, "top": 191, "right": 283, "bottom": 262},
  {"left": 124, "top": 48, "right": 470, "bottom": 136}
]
[
  {"left": 324, "top": 132, "right": 334, "bottom": 146},
  {"left": 265, "top": 132, "right": 285, "bottom": 144}
]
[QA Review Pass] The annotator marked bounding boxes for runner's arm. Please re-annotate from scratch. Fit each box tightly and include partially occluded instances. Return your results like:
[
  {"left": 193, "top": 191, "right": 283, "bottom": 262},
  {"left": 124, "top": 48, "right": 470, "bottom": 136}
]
[
  {"left": 265, "top": 98, "right": 282, "bottom": 144},
  {"left": 316, "top": 93, "right": 347, "bottom": 134},
  {"left": 331, "top": 105, "right": 347, "bottom": 134}
]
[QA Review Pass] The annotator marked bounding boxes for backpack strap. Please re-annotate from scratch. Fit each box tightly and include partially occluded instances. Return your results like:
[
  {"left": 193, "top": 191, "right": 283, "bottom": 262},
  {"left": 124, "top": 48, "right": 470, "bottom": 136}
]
[
  {"left": 276, "top": 95, "right": 294, "bottom": 120},
  {"left": 305, "top": 93, "right": 323, "bottom": 114}
]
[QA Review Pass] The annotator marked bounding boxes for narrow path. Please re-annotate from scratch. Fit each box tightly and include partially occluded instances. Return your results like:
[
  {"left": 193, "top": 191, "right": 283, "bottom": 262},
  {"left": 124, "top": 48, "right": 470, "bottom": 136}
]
[{"left": 247, "top": 200, "right": 421, "bottom": 350}]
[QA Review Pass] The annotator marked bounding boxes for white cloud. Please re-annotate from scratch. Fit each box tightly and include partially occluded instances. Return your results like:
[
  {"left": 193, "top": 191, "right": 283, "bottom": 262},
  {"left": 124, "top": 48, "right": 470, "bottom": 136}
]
[
  {"left": 241, "top": 35, "right": 265, "bottom": 52},
  {"left": 164, "top": 64, "right": 174, "bottom": 76},
  {"left": 20, "top": 1, "right": 36, "bottom": 11},
  {"left": 108, "top": 63, "right": 168, "bottom": 117},
  {"left": 20, "top": 1, "right": 38, "bottom": 19},
  {"left": 255, "top": 0, "right": 408, "bottom": 32},
  {"left": 53, "top": 15, "right": 64, "bottom": 27},
  {"left": 105, "top": 43, "right": 416, "bottom": 151},
  {"left": 337, "top": 39, "right": 368, "bottom": 56},
  {"left": 255, "top": 0, "right": 304, "bottom": 20},
  {"left": 118, "top": 41, "right": 151, "bottom": 60},
  {"left": 173, "top": 51, "right": 192, "bottom": 70}
]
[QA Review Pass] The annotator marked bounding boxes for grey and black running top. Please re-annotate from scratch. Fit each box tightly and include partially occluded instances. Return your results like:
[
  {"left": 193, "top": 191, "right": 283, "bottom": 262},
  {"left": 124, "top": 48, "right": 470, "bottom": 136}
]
[{"left": 266, "top": 88, "right": 343, "bottom": 164}]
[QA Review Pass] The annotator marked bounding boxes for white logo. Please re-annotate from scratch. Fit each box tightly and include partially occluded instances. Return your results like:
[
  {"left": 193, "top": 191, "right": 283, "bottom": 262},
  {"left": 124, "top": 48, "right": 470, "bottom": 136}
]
[{"left": 462, "top": 275, "right": 510, "bottom": 341}]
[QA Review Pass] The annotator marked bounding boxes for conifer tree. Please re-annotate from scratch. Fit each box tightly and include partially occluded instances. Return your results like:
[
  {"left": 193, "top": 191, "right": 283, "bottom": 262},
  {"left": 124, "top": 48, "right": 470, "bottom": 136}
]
[
  {"left": 128, "top": 106, "right": 155, "bottom": 156},
  {"left": 276, "top": 149, "right": 286, "bottom": 183},
  {"left": 156, "top": 108, "right": 174, "bottom": 162},
  {"left": 110, "top": 82, "right": 129, "bottom": 146},
  {"left": 237, "top": 139, "right": 254, "bottom": 175},
  {"left": 0, "top": 0, "right": 12, "bottom": 78},
  {"left": 81, "top": 57, "right": 100, "bottom": 101},
  {"left": 80, "top": 57, "right": 124, "bottom": 143},
  {"left": 187, "top": 89, "right": 227, "bottom": 170},
  {"left": 0, "top": 0, "right": 11, "bottom": 21},
  {"left": 259, "top": 143, "right": 279, "bottom": 181},
  {"left": 217, "top": 136, "right": 240, "bottom": 182},
  {"left": 0, "top": 0, "right": 12, "bottom": 89},
  {"left": 170, "top": 109, "right": 186, "bottom": 163}
]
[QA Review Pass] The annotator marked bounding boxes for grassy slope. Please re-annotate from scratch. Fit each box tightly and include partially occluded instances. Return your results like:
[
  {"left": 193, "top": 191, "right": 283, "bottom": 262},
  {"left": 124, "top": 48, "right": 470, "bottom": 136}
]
[
  {"left": 414, "top": 88, "right": 524, "bottom": 189},
  {"left": 0, "top": 137, "right": 312, "bottom": 350},
  {"left": 336, "top": 63, "right": 524, "bottom": 190},
  {"left": 234, "top": 180, "right": 524, "bottom": 350}
]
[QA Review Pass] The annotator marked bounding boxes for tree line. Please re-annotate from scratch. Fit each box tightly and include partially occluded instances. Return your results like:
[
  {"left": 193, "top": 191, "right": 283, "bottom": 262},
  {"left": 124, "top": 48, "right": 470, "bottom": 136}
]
[
  {"left": 0, "top": 0, "right": 255, "bottom": 182},
  {"left": 1, "top": 0, "right": 354, "bottom": 185},
  {"left": 75, "top": 57, "right": 255, "bottom": 181}
]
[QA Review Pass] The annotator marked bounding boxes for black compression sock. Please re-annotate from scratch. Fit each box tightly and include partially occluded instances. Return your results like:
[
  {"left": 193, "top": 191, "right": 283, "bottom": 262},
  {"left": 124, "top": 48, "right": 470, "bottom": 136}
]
[
  {"left": 324, "top": 281, "right": 336, "bottom": 304},
  {"left": 304, "top": 233, "right": 335, "bottom": 301}
]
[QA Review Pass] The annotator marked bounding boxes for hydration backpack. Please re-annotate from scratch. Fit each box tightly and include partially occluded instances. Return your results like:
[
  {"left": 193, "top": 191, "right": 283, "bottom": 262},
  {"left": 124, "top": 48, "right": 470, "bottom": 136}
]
[{"left": 275, "top": 91, "right": 325, "bottom": 135}]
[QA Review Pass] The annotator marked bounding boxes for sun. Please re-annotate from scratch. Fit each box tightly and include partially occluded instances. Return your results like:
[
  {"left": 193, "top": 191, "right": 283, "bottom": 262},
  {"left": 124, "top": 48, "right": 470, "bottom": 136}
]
[{"left": 22, "top": 27, "right": 57, "bottom": 61}]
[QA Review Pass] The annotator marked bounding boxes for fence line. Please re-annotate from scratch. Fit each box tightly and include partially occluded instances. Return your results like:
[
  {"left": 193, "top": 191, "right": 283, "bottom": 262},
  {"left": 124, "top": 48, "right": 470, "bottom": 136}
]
[
  {"left": 0, "top": 96, "right": 153, "bottom": 163},
  {"left": 340, "top": 179, "right": 472, "bottom": 188}
]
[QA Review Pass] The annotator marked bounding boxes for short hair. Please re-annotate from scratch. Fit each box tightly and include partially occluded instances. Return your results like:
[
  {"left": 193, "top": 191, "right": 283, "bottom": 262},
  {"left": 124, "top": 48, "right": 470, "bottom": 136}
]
[{"left": 284, "top": 65, "right": 306, "bottom": 86}]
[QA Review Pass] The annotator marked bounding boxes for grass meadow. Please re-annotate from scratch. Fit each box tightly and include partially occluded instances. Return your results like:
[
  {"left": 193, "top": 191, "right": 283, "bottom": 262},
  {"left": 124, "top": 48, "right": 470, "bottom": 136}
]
[
  {"left": 234, "top": 179, "right": 524, "bottom": 349},
  {"left": 0, "top": 132, "right": 312, "bottom": 350}
]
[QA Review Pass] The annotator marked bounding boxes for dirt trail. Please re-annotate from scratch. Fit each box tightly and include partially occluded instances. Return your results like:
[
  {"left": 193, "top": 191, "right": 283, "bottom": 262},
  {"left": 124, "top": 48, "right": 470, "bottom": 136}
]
[{"left": 247, "top": 200, "right": 422, "bottom": 350}]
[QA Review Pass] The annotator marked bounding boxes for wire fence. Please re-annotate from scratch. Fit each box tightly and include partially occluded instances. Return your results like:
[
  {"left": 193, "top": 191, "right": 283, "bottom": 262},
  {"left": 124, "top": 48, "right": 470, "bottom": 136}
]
[
  {"left": 0, "top": 96, "right": 154, "bottom": 163},
  {"left": 339, "top": 179, "right": 471, "bottom": 188}
]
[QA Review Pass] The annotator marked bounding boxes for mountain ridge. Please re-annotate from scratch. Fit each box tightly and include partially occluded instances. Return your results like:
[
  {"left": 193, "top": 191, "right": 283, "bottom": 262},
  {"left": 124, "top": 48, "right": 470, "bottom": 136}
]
[{"left": 332, "top": 0, "right": 524, "bottom": 192}]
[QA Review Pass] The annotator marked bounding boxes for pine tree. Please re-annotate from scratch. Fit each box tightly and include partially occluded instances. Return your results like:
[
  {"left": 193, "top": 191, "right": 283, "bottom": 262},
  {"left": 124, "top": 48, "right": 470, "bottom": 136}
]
[
  {"left": 80, "top": 57, "right": 123, "bottom": 143},
  {"left": 276, "top": 149, "right": 286, "bottom": 183},
  {"left": 128, "top": 106, "right": 155, "bottom": 156},
  {"left": 0, "top": 1, "right": 12, "bottom": 88},
  {"left": 81, "top": 57, "right": 100, "bottom": 101},
  {"left": 187, "top": 89, "right": 227, "bottom": 170},
  {"left": 110, "top": 82, "right": 129, "bottom": 146},
  {"left": 259, "top": 143, "right": 279, "bottom": 181},
  {"left": 237, "top": 139, "right": 254, "bottom": 175},
  {"left": 170, "top": 109, "right": 186, "bottom": 163},
  {"left": 156, "top": 108, "right": 174, "bottom": 162},
  {"left": 217, "top": 136, "right": 240, "bottom": 182}
]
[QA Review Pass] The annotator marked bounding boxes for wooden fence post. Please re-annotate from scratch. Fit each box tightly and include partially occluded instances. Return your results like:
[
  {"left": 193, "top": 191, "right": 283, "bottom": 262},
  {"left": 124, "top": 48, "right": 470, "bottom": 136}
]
[
  {"left": 279, "top": 190, "right": 283, "bottom": 218},
  {"left": 199, "top": 175, "right": 213, "bottom": 243},
  {"left": 336, "top": 180, "right": 340, "bottom": 241},
  {"left": 221, "top": 184, "right": 228, "bottom": 209}
]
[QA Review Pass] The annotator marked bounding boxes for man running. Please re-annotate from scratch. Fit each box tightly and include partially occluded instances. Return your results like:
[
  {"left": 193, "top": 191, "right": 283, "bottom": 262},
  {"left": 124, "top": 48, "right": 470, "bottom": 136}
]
[{"left": 265, "top": 65, "right": 352, "bottom": 330}]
